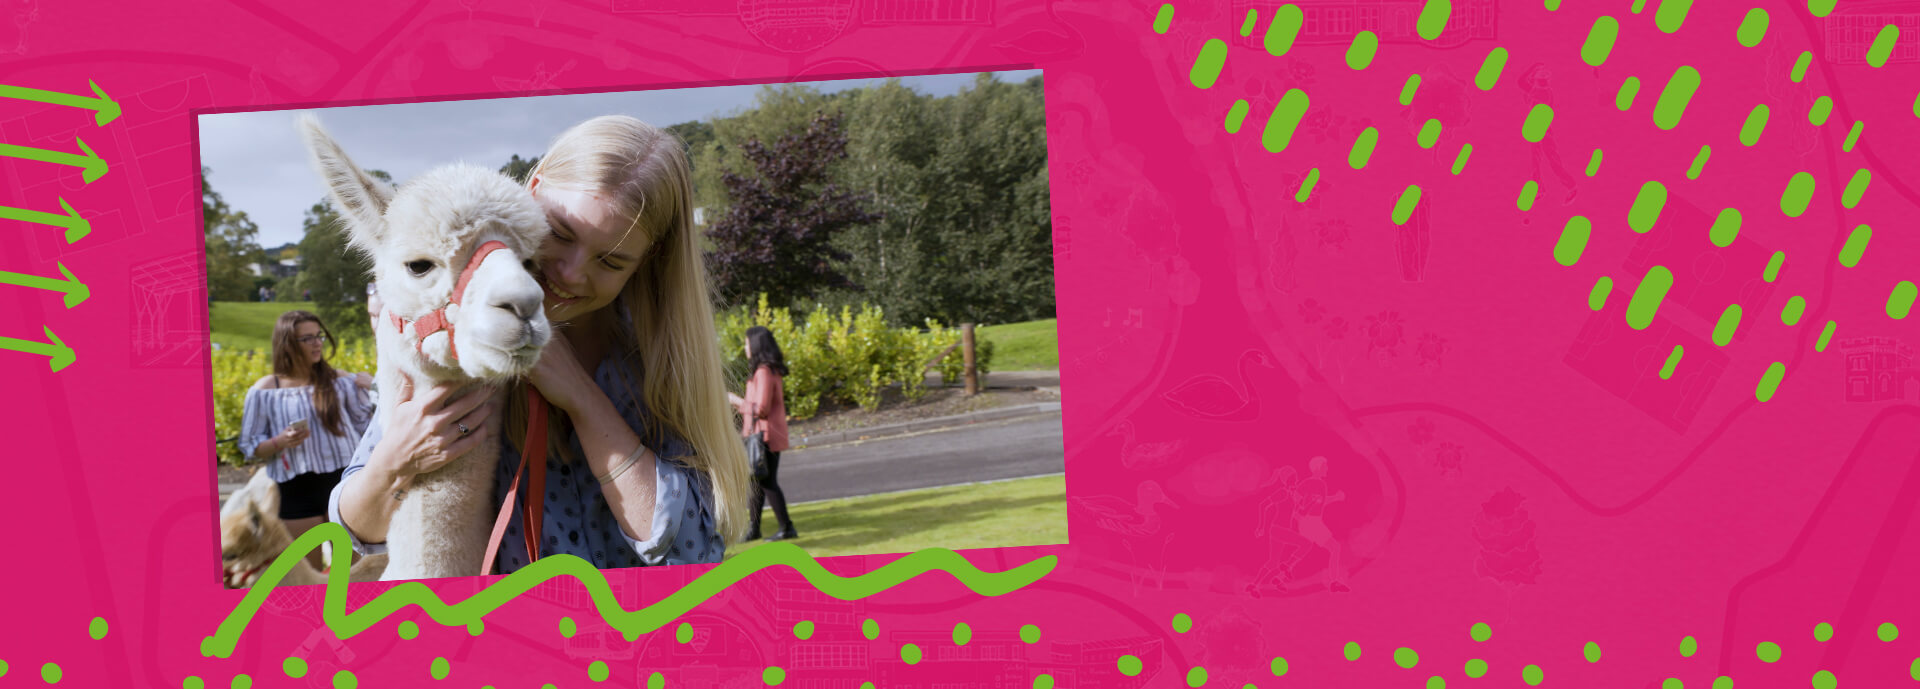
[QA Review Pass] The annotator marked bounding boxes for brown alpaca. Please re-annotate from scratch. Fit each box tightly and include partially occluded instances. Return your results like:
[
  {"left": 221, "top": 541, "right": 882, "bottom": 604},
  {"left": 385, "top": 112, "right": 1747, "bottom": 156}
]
[{"left": 220, "top": 469, "right": 387, "bottom": 589}]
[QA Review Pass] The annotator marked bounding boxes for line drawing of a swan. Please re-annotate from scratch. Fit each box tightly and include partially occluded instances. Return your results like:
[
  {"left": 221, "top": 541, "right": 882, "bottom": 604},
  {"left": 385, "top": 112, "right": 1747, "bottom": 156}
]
[{"left": 1161, "top": 349, "right": 1275, "bottom": 421}]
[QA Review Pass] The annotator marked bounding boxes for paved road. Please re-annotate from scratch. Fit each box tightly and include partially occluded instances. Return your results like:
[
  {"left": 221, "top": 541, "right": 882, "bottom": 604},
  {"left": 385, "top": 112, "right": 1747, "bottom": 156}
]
[{"left": 776, "top": 413, "right": 1065, "bottom": 503}]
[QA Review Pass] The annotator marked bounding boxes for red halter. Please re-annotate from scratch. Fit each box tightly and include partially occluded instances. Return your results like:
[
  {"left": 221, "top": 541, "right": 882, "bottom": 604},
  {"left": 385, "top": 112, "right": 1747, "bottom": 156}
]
[{"left": 388, "top": 240, "right": 513, "bottom": 362}]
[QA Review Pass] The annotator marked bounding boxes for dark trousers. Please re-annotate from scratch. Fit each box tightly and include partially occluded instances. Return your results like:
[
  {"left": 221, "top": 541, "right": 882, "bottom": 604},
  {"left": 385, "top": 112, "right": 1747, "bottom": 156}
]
[{"left": 749, "top": 451, "right": 792, "bottom": 533}]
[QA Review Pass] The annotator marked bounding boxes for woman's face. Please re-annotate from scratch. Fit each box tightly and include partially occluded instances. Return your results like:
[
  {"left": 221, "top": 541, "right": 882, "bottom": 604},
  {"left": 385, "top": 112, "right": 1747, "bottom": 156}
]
[
  {"left": 744, "top": 338, "right": 752, "bottom": 359},
  {"left": 294, "top": 321, "right": 327, "bottom": 365},
  {"left": 531, "top": 178, "right": 647, "bottom": 324}
]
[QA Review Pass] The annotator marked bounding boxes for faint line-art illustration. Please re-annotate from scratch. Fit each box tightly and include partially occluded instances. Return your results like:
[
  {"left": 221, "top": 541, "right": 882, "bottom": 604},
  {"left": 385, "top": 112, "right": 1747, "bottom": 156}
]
[
  {"left": 1248, "top": 457, "right": 1351, "bottom": 595},
  {"left": 1110, "top": 418, "right": 1185, "bottom": 472},
  {"left": 740, "top": 0, "right": 858, "bottom": 52},
  {"left": 1472, "top": 486, "right": 1542, "bottom": 620},
  {"left": 0, "top": 0, "right": 38, "bottom": 55},
  {"left": 1229, "top": 0, "right": 1497, "bottom": 49},
  {"left": 1515, "top": 63, "right": 1579, "bottom": 205},
  {"left": 1839, "top": 337, "right": 1915, "bottom": 402},
  {"left": 1825, "top": 3, "right": 1920, "bottom": 65},
  {"left": 1160, "top": 349, "right": 1275, "bottom": 420},
  {"left": 130, "top": 252, "right": 205, "bottom": 368},
  {"left": 1069, "top": 481, "right": 1180, "bottom": 595}
]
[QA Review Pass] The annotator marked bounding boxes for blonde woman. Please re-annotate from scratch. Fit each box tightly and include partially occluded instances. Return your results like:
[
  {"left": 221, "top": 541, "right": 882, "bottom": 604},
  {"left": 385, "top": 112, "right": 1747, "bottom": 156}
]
[{"left": 330, "top": 116, "right": 751, "bottom": 571}]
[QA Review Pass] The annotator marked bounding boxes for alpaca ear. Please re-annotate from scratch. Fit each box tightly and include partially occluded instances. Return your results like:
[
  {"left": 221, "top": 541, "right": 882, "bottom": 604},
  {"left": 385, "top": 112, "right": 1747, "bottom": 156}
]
[
  {"left": 297, "top": 113, "right": 394, "bottom": 248},
  {"left": 245, "top": 468, "right": 281, "bottom": 520}
]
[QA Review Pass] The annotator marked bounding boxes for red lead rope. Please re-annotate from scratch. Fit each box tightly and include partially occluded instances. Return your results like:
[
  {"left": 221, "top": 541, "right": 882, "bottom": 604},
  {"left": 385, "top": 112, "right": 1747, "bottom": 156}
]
[{"left": 482, "top": 387, "right": 549, "bottom": 576}]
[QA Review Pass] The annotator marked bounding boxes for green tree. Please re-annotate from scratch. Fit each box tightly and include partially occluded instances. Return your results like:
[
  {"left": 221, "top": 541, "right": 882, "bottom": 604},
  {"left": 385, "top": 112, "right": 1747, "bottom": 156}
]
[
  {"left": 499, "top": 154, "right": 541, "bottom": 184},
  {"left": 202, "top": 167, "right": 267, "bottom": 302}
]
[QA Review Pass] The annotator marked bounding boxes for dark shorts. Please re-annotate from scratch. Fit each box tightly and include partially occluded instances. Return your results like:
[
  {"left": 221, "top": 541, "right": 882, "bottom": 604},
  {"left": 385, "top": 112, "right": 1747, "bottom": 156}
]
[{"left": 277, "top": 468, "right": 344, "bottom": 521}]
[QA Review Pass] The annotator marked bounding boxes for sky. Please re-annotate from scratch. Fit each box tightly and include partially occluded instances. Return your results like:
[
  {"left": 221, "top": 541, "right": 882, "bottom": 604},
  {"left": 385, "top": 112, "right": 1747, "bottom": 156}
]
[{"left": 198, "top": 69, "right": 1041, "bottom": 248}]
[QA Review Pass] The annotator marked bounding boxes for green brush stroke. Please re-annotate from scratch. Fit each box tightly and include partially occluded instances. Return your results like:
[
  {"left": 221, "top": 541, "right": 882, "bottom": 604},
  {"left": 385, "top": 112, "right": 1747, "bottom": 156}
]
[
  {"left": 1191, "top": 39, "right": 1229, "bottom": 89},
  {"left": 1867, "top": 25, "right": 1900, "bottom": 67},
  {"left": 1838, "top": 224, "right": 1871, "bottom": 267},
  {"left": 1891, "top": 281, "right": 1918, "bottom": 319},
  {"left": 0, "top": 138, "right": 108, "bottom": 184},
  {"left": 202, "top": 523, "right": 1056, "bottom": 658},
  {"left": 1589, "top": 277, "right": 1613, "bottom": 311},
  {"left": 1842, "top": 169, "right": 1869, "bottom": 209},
  {"left": 1781, "top": 296, "right": 1806, "bottom": 326},
  {"left": 1451, "top": 143, "right": 1473, "bottom": 175},
  {"left": 1263, "top": 89, "right": 1310, "bottom": 152},
  {"left": 1843, "top": 121, "right": 1863, "bottom": 152},
  {"left": 1616, "top": 77, "right": 1641, "bottom": 111},
  {"left": 1780, "top": 172, "right": 1815, "bottom": 217},
  {"left": 0, "top": 262, "right": 90, "bottom": 308},
  {"left": 1710, "top": 208, "right": 1742, "bottom": 247},
  {"left": 1659, "top": 345, "right": 1684, "bottom": 380},
  {"left": 1583, "top": 16, "right": 1619, "bottom": 66},
  {"left": 1401, "top": 74, "right": 1422, "bottom": 105},
  {"left": 1153, "top": 4, "right": 1174, "bottom": 33},
  {"left": 1629, "top": 181, "right": 1667, "bottom": 233},
  {"left": 1241, "top": 8, "right": 1258, "bottom": 36},
  {"left": 1626, "top": 266, "right": 1674, "bottom": 330},
  {"left": 1418, "top": 0, "right": 1452, "bottom": 40},
  {"left": 0, "top": 197, "right": 91, "bottom": 244},
  {"left": 1791, "top": 51, "right": 1812, "bottom": 82},
  {"left": 1476, "top": 49, "right": 1507, "bottom": 91},
  {"left": 1418, "top": 119, "right": 1443, "bottom": 148},
  {"left": 1740, "top": 104, "right": 1769, "bottom": 146},
  {"left": 1585, "top": 148, "right": 1603, "bottom": 177},
  {"left": 1653, "top": 66, "right": 1700, "bottom": 131},
  {"left": 1522, "top": 104, "right": 1554, "bottom": 143},
  {"left": 1555, "top": 216, "right": 1592, "bottom": 266},
  {"left": 1655, "top": 0, "right": 1692, "bottom": 33},
  {"left": 1393, "top": 185, "right": 1422, "bottom": 225},
  {"left": 1737, "top": 9, "right": 1769, "bottom": 47},
  {"left": 1809, "top": 96, "right": 1832, "bottom": 125},
  {"left": 1808, "top": 0, "right": 1836, "bottom": 17},
  {"left": 1763, "top": 251, "right": 1786, "bottom": 283},
  {"left": 1517, "top": 180, "right": 1539, "bottom": 211},
  {"left": 1816, "top": 321, "right": 1837, "bottom": 352},
  {"left": 0, "top": 80, "right": 120, "bottom": 126},
  {"left": 1295, "top": 168, "right": 1320, "bottom": 203},
  {"left": 1713, "top": 305, "right": 1742, "bottom": 346},
  {"left": 1687, "top": 145, "right": 1710, "bottom": 180},
  {"left": 1225, "top": 100, "right": 1251, "bottom": 133},
  {"left": 0, "top": 326, "right": 74, "bottom": 373},
  {"left": 1348, "top": 31, "right": 1379, "bottom": 69},
  {"left": 1755, "top": 362, "right": 1786, "bottom": 402},
  {"left": 1265, "top": 4, "right": 1303, "bottom": 56},
  {"left": 1350, "top": 127, "right": 1379, "bottom": 169}
]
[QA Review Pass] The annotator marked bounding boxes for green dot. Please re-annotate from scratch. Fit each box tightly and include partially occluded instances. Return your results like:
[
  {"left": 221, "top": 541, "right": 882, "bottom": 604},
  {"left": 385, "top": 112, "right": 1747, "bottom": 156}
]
[
  {"left": 590, "top": 660, "right": 609, "bottom": 682},
  {"left": 1523, "top": 664, "right": 1544, "bottom": 685},
  {"left": 1911, "top": 658, "right": 1920, "bottom": 681},
  {"left": 648, "top": 672, "right": 665, "bottom": 689},
  {"left": 1471, "top": 623, "right": 1492, "bottom": 642},
  {"left": 200, "top": 637, "right": 216, "bottom": 657},
  {"left": 398, "top": 621, "right": 419, "bottom": 640},
  {"left": 1663, "top": 679, "right": 1683, "bottom": 689},
  {"left": 902, "top": 644, "right": 922, "bottom": 665},
  {"left": 1811, "top": 670, "right": 1835, "bottom": 689},
  {"left": 1344, "top": 642, "right": 1362, "bottom": 661},
  {"left": 1878, "top": 622, "right": 1898, "bottom": 641},
  {"left": 1271, "top": 657, "right": 1289, "bottom": 676},
  {"left": 430, "top": 658, "right": 449, "bottom": 680},
  {"left": 1758, "top": 641, "right": 1782, "bottom": 662},
  {"left": 1681, "top": 635, "right": 1698, "bottom": 657},
  {"left": 1021, "top": 625, "right": 1042, "bottom": 643},
  {"left": 183, "top": 677, "right": 202, "bottom": 689},
  {"left": 1034, "top": 674, "right": 1054, "bottom": 689},
  {"left": 232, "top": 674, "right": 252, "bottom": 689},
  {"left": 467, "top": 621, "right": 484, "bottom": 636},
  {"left": 794, "top": 621, "right": 815, "bottom": 640},
  {"left": 1187, "top": 666, "right": 1208, "bottom": 686},
  {"left": 283, "top": 658, "right": 307, "bottom": 679},
  {"left": 1173, "top": 613, "right": 1193, "bottom": 633},
  {"left": 0, "top": 660, "right": 6, "bottom": 678},
  {"left": 1429, "top": 677, "right": 1446, "bottom": 689},
  {"left": 559, "top": 617, "right": 576, "bottom": 638},
  {"left": 1119, "top": 655, "right": 1143, "bottom": 676},
  {"left": 332, "top": 670, "right": 356, "bottom": 689},
  {"left": 1585, "top": 641, "right": 1603, "bottom": 662},
  {"left": 1465, "top": 659, "right": 1488, "bottom": 678},
  {"left": 1815, "top": 622, "right": 1833, "bottom": 642},
  {"left": 89, "top": 617, "right": 109, "bottom": 640},
  {"left": 1713, "top": 677, "right": 1733, "bottom": 689},
  {"left": 42, "top": 662, "right": 61, "bottom": 683},
  {"left": 677, "top": 622, "right": 694, "bottom": 643},
  {"left": 863, "top": 619, "right": 879, "bottom": 640},
  {"left": 1395, "top": 647, "right": 1420, "bottom": 668},
  {"left": 953, "top": 623, "right": 972, "bottom": 646}
]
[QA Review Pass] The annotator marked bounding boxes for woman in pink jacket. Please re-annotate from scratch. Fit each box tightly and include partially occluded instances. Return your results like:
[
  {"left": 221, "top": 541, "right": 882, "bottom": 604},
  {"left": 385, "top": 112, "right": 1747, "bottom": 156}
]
[{"left": 729, "top": 326, "right": 795, "bottom": 541}]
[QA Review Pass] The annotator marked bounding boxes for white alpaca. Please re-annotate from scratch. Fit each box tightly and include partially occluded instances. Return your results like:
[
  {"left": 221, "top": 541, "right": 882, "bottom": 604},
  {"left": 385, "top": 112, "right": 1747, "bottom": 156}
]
[{"left": 298, "top": 114, "right": 551, "bottom": 580}]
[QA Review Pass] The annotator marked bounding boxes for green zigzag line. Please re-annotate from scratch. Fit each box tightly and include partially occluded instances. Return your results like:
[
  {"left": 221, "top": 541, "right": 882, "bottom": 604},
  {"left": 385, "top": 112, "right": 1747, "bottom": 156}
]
[{"left": 203, "top": 522, "right": 1057, "bottom": 658}]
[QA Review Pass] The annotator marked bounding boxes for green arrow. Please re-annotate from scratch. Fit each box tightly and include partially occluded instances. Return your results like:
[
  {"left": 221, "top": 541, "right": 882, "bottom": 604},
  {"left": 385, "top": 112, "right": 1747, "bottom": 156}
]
[
  {"left": 0, "top": 80, "right": 120, "bottom": 126},
  {"left": 1, "top": 326, "right": 75, "bottom": 372},
  {"left": 0, "top": 137, "right": 108, "bottom": 183},
  {"left": 0, "top": 197, "right": 91, "bottom": 243},
  {"left": 0, "top": 262, "right": 90, "bottom": 308}
]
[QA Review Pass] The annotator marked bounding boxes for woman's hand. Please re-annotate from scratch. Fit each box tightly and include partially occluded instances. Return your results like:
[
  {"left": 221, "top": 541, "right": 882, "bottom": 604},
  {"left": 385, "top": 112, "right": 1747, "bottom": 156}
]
[
  {"left": 527, "top": 331, "right": 598, "bottom": 414},
  {"left": 275, "top": 423, "right": 311, "bottom": 452},
  {"left": 368, "top": 376, "right": 496, "bottom": 482}
]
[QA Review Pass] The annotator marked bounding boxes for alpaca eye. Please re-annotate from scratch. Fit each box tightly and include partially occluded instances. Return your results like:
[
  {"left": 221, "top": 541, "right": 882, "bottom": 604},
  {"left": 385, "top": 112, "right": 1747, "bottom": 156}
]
[
  {"left": 406, "top": 260, "right": 436, "bottom": 276},
  {"left": 522, "top": 259, "right": 537, "bottom": 273}
]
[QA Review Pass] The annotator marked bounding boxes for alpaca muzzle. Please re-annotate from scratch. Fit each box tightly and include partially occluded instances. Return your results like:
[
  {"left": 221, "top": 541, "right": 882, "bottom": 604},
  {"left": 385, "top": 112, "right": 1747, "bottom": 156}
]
[{"left": 388, "top": 240, "right": 513, "bottom": 362}]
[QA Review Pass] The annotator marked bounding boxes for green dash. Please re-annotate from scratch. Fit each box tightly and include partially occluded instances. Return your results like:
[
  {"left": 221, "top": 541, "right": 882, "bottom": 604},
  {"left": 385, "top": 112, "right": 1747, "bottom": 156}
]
[
  {"left": 1617, "top": 77, "right": 1641, "bottom": 111},
  {"left": 1867, "top": 25, "right": 1900, "bottom": 67},
  {"left": 1791, "top": 51, "right": 1812, "bottom": 82},
  {"left": 1914, "top": 90, "right": 1920, "bottom": 118},
  {"left": 1632, "top": 0, "right": 1646, "bottom": 13},
  {"left": 1586, "top": 148, "right": 1604, "bottom": 177},
  {"left": 1241, "top": 8, "right": 1259, "bottom": 37},
  {"left": 1393, "top": 185, "right": 1423, "bottom": 225},
  {"left": 1655, "top": 0, "right": 1693, "bottom": 33},
  {"left": 1737, "top": 8, "right": 1770, "bottom": 47},
  {"left": 1629, "top": 180, "right": 1667, "bottom": 233},
  {"left": 1295, "top": 168, "right": 1321, "bottom": 203},
  {"left": 1518, "top": 180, "right": 1539, "bottom": 211},
  {"left": 1419, "top": 119, "right": 1443, "bottom": 148},
  {"left": 1348, "top": 31, "right": 1380, "bottom": 69},
  {"left": 1843, "top": 121, "right": 1863, "bottom": 151},
  {"left": 1816, "top": 321, "right": 1837, "bottom": 352},
  {"left": 1659, "top": 345, "right": 1685, "bottom": 380},
  {"left": 1451, "top": 143, "right": 1473, "bottom": 175},
  {"left": 1626, "top": 265, "right": 1674, "bottom": 330},
  {"left": 1583, "top": 16, "right": 1620, "bottom": 66},
  {"left": 1842, "top": 169, "right": 1870, "bottom": 208},
  {"left": 1781, "top": 172, "right": 1815, "bottom": 217},
  {"left": 1740, "top": 104, "right": 1769, "bottom": 146},
  {"left": 1555, "top": 216, "right": 1592, "bottom": 266},
  {"left": 1782, "top": 295, "right": 1807, "bottom": 325},
  {"left": 1402, "top": 74, "right": 1423, "bottom": 105},
  {"left": 1710, "top": 208, "right": 1742, "bottom": 247},
  {"left": 1653, "top": 65, "right": 1701, "bottom": 131},
  {"left": 1263, "top": 89, "right": 1311, "bottom": 152},
  {"left": 1476, "top": 49, "right": 1508, "bottom": 91},
  {"left": 1418, "top": 0, "right": 1453, "bottom": 40},
  {"left": 1891, "top": 280, "right": 1918, "bottom": 319},
  {"left": 1350, "top": 127, "right": 1379, "bottom": 169},
  {"left": 1545, "top": 0, "right": 1561, "bottom": 10},
  {"left": 1838, "top": 224, "right": 1871, "bottom": 267},
  {"left": 1523, "top": 104, "right": 1555, "bottom": 142},
  {"left": 1763, "top": 251, "right": 1786, "bottom": 282},
  {"left": 1153, "top": 4, "right": 1174, "bottom": 33},
  {"left": 1225, "top": 100, "right": 1251, "bottom": 133},
  {"left": 1589, "top": 276, "right": 1614, "bottom": 310},
  {"left": 1809, "top": 96, "right": 1832, "bottom": 125},
  {"left": 1755, "top": 362, "right": 1786, "bottom": 402},
  {"left": 1191, "top": 39, "right": 1229, "bottom": 89},
  {"left": 1265, "top": 4, "right": 1303, "bottom": 56},
  {"left": 1808, "top": 0, "right": 1836, "bottom": 17},
  {"left": 1713, "top": 304, "right": 1742, "bottom": 346},
  {"left": 1687, "top": 145, "right": 1711, "bottom": 180}
]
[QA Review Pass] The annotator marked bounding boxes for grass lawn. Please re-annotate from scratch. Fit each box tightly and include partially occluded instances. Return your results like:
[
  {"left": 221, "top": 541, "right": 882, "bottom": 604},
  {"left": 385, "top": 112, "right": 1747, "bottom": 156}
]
[
  {"left": 978, "top": 318, "right": 1058, "bottom": 371},
  {"left": 726, "top": 474, "right": 1065, "bottom": 560},
  {"left": 210, "top": 301, "right": 318, "bottom": 352}
]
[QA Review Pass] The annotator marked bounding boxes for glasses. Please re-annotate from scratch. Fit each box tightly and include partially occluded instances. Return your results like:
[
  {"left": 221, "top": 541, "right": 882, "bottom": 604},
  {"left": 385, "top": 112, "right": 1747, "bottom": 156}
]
[{"left": 297, "top": 335, "right": 329, "bottom": 345}]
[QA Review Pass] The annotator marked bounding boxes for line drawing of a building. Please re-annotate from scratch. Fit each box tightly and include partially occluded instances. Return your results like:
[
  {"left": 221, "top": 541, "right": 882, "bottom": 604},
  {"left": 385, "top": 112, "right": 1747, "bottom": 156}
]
[
  {"left": 131, "top": 252, "right": 207, "bottom": 368},
  {"left": 1827, "top": 3, "right": 1920, "bottom": 65},
  {"left": 1840, "top": 337, "right": 1914, "bottom": 402},
  {"left": 1230, "top": 0, "right": 1498, "bottom": 49}
]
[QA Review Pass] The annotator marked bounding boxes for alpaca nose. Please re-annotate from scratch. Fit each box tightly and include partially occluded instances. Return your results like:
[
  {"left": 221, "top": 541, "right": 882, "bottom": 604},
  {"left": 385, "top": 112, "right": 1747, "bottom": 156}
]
[{"left": 493, "top": 299, "right": 536, "bottom": 322}]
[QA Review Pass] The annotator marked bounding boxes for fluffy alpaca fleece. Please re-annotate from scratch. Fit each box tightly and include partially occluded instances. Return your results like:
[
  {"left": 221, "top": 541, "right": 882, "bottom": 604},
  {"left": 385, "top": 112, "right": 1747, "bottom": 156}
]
[
  {"left": 220, "top": 469, "right": 388, "bottom": 588},
  {"left": 299, "top": 115, "right": 551, "bottom": 580}
]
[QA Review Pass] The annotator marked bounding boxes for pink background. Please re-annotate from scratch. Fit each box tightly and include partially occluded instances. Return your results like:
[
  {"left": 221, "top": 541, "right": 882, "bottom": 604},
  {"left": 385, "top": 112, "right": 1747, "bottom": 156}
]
[{"left": 3, "top": 0, "right": 1918, "bottom": 686}]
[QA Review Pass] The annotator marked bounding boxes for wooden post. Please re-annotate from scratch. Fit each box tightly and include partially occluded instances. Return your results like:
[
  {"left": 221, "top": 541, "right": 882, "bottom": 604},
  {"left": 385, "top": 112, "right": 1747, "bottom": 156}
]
[{"left": 962, "top": 323, "right": 978, "bottom": 396}]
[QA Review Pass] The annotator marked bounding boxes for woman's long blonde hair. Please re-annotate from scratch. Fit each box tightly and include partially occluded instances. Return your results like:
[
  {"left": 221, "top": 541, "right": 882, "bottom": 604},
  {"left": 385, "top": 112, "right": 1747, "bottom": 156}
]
[{"left": 506, "top": 115, "right": 751, "bottom": 544}]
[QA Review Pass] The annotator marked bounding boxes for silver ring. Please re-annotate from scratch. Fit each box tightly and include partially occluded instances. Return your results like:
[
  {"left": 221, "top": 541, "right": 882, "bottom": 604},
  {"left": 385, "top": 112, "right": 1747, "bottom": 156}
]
[{"left": 457, "top": 422, "right": 470, "bottom": 436}]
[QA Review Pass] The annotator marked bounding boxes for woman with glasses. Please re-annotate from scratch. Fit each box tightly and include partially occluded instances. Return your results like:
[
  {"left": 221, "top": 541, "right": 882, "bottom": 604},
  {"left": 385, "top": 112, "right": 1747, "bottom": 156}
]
[{"left": 235, "top": 310, "right": 375, "bottom": 571}]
